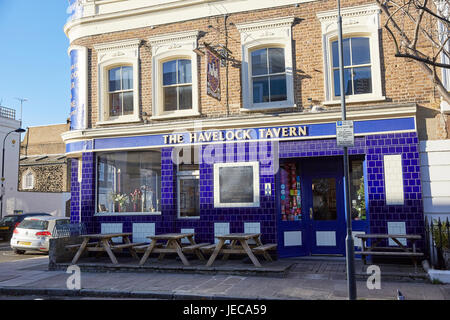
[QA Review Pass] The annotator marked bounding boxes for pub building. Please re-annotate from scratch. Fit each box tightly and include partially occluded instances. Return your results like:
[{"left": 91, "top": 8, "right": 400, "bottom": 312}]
[{"left": 63, "top": 0, "right": 426, "bottom": 258}]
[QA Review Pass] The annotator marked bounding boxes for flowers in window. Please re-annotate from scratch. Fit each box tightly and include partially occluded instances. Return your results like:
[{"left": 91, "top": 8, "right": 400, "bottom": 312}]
[{"left": 110, "top": 192, "right": 129, "bottom": 212}]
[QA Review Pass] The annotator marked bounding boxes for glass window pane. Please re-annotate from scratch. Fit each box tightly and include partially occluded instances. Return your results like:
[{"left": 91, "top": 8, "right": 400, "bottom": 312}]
[
  {"left": 163, "top": 60, "right": 177, "bottom": 86},
  {"left": 252, "top": 76, "right": 270, "bottom": 103},
  {"left": 350, "top": 160, "right": 366, "bottom": 220},
  {"left": 122, "top": 66, "right": 133, "bottom": 90},
  {"left": 122, "top": 91, "right": 134, "bottom": 115},
  {"left": 269, "top": 48, "right": 285, "bottom": 74},
  {"left": 109, "top": 67, "right": 121, "bottom": 92},
  {"left": 179, "top": 85, "right": 192, "bottom": 110},
  {"left": 343, "top": 38, "right": 351, "bottom": 67},
  {"left": 97, "top": 151, "right": 162, "bottom": 213},
  {"left": 179, "top": 178, "right": 200, "bottom": 217},
  {"left": 332, "top": 39, "right": 351, "bottom": 68},
  {"left": 178, "top": 59, "right": 192, "bottom": 84},
  {"left": 163, "top": 86, "right": 177, "bottom": 111},
  {"left": 353, "top": 66, "right": 372, "bottom": 94},
  {"left": 312, "top": 178, "right": 337, "bottom": 221},
  {"left": 109, "top": 92, "right": 121, "bottom": 116},
  {"left": 333, "top": 68, "right": 353, "bottom": 96},
  {"left": 351, "top": 37, "right": 371, "bottom": 65},
  {"left": 251, "top": 48, "right": 268, "bottom": 76},
  {"left": 269, "top": 75, "right": 287, "bottom": 101}
]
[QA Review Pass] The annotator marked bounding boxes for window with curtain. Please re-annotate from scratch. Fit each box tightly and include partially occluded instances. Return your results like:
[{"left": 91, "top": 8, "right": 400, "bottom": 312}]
[
  {"left": 162, "top": 59, "right": 192, "bottom": 111},
  {"left": 108, "top": 66, "right": 134, "bottom": 117},
  {"left": 332, "top": 37, "right": 372, "bottom": 97},
  {"left": 251, "top": 47, "right": 287, "bottom": 103}
]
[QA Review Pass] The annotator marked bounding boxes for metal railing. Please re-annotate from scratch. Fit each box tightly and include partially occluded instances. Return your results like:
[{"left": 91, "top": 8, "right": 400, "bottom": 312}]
[
  {"left": 0, "top": 106, "right": 16, "bottom": 120},
  {"left": 425, "top": 217, "right": 450, "bottom": 269},
  {"left": 53, "top": 222, "right": 87, "bottom": 238}
]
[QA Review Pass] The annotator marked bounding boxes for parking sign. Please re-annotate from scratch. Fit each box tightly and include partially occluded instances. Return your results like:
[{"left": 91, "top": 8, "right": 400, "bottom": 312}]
[{"left": 336, "top": 120, "right": 354, "bottom": 147}]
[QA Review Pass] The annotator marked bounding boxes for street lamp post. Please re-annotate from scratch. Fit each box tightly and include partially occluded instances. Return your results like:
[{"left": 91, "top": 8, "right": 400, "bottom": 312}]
[
  {"left": 0, "top": 128, "right": 26, "bottom": 218},
  {"left": 337, "top": 0, "right": 357, "bottom": 300}
]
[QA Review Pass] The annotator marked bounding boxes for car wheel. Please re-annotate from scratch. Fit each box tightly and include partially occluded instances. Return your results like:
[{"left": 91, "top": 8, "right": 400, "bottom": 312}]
[{"left": 14, "top": 249, "right": 25, "bottom": 255}]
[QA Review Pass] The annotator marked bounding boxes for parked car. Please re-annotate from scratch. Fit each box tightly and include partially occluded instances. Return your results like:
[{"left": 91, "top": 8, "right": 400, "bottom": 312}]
[
  {"left": 0, "top": 213, "right": 51, "bottom": 241},
  {"left": 10, "top": 216, "right": 70, "bottom": 254}
]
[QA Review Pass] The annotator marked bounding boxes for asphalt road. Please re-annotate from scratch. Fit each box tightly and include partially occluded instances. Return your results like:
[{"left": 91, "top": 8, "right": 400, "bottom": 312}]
[{"left": 0, "top": 241, "right": 47, "bottom": 263}]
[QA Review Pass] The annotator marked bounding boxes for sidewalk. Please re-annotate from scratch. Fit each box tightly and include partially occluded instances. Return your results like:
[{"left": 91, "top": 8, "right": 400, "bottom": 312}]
[{"left": 0, "top": 256, "right": 449, "bottom": 300}]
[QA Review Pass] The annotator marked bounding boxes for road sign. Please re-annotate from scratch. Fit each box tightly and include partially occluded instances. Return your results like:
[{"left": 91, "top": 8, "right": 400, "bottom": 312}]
[{"left": 336, "top": 120, "right": 354, "bottom": 147}]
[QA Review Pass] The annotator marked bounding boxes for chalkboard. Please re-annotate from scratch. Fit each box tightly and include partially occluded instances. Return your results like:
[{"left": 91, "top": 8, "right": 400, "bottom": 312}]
[{"left": 219, "top": 166, "right": 254, "bottom": 203}]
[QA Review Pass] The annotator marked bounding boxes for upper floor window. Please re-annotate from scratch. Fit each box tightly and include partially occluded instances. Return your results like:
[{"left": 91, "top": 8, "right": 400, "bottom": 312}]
[
  {"left": 108, "top": 66, "right": 134, "bottom": 117},
  {"left": 148, "top": 30, "right": 200, "bottom": 119},
  {"left": 236, "top": 17, "right": 295, "bottom": 111},
  {"left": 331, "top": 37, "right": 372, "bottom": 97},
  {"left": 163, "top": 59, "right": 192, "bottom": 111},
  {"left": 251, "top": 47, "right": 287, "bottom": 103},
  {"left": 317, "top": 4, "right": 384, "bottom": 105},
  {"left": 93, "top": 38, "right": 141, "bottom": 124}
]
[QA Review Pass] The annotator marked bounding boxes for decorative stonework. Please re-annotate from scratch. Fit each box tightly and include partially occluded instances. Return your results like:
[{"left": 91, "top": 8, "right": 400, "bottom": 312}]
[
  {"left": 148, "top": 30, "right": 199, "bottom": 57},
  {"left": 94, "top": 38, "right": 141, "bottom": 64},
  {"left": 235, "top": 17, "right": 294, "bottom": 46}
]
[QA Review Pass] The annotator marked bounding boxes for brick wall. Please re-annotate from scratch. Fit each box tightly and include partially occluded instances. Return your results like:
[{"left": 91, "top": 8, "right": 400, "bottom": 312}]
[{"left": 70, "top": 0, "right": 443, "bottom": 138}]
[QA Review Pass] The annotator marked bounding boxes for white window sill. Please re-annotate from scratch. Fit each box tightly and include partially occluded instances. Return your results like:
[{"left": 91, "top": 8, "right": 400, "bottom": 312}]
[
  {"left": 323, "top": 95, "right": 386, "bottom": 106},
  {"left": 96, "top": 117, "right": 141, "bottom": 126},
  {"left": 241, "top": 102, "right": 295, "bottom": 112},
  {"left": 95, "top": 212, "right": 162, "bottom": 217},
  {"left": 151, "top": 111, "right": 200, "bottom": 120}
]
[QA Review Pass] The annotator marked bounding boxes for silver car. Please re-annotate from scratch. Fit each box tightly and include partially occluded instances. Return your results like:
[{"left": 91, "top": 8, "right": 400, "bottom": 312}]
[{"left": 10, "top": 216, "right": 70, "bottom": 254}]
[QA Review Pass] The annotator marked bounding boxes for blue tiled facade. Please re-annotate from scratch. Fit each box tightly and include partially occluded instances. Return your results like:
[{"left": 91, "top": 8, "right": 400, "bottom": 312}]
[{"left": 70, "top": 131, "right": 425, "bottom": 255}]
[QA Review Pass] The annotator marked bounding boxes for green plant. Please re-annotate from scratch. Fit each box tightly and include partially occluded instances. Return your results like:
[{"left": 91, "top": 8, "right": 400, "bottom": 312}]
[{"left": 431, "top": 220, "right": 449, "bottom": 250}]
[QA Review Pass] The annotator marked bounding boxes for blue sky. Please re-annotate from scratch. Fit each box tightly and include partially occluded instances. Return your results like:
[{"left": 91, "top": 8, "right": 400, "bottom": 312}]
[{"left": 0, "top": 0, "right": 70, "bottom": 130}]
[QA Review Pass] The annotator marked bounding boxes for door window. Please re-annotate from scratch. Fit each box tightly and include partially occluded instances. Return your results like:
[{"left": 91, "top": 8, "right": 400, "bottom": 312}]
[{"left": 311, "top": 178, "right": 337, "bottom": 220}]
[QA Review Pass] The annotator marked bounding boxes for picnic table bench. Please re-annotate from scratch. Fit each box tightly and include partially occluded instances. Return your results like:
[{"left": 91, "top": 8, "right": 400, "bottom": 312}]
[
  {"left": 138, "top": 233, "right": 209, "bottom": 266},
  {"left": 67, "top": 233, "right": 145, "bottom": 265},
  {"left": 205, "top": 233, "right": 277, "bottom": 267},
  {"left": 355, "top": 233, "right": 424, "bottom": 269}
]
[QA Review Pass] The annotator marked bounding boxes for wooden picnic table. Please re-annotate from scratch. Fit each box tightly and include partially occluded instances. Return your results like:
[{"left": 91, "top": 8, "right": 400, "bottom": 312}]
[
  {"left": 205, "top": 233, "right": 276, "bottom": 268},
  {"left": 355, "top": 233, "right": 423, "bottom": 269},
  {"left": 138, "top": 233, "right": 207, "bottom": 266},
  {"left": 70, "top": 233, "right": 145, "bottom": 265}
]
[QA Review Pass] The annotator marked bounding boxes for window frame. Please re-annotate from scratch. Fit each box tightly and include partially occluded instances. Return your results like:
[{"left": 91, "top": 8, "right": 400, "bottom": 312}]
[
  {"left": 250, "top": 46, "right": 288, "bottom": 104},
  {"left": 213, "top": 161, "right": 260, "bottom": 208},
  {"left": 107, "top": 65, "right": 135, "bottom": 118},
  {"left": 149, "top": 30, "right": 200, "bottom": 120},
  {"left": 94, "top": 151, "right": 162, "bottom": 217},
  {"left": 317, "top": 4, "right": 385, "bottom": 105},
  {"left": 236, "top": 17, "right": 295, "bottom": 111},
  {"left": 161, "top": 58, "right": 193, "bottom": 112},
  {"left": 94, "top": 39, "right": 141, "bottom": 125},
  {"left": 22, "top": 170, "right": 34, "bottom": 190},
  {"left": 175, "top": 146, "right": 200, "bottom": 219},
  {"left": 330, "top": 36, "right": 373, "bottom": 98}
]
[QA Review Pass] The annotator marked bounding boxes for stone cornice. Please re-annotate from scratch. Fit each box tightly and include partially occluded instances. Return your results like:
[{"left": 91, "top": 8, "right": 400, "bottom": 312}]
[
  {"left": 316, "top": 3, "right": 380, "bottom": 22},
  {"left": 147, "top": 30, "right": 199, "bottom": 46},
  {"left": 93, "top": 38, "right": 142, "bottom": 52},
  {"left": 235, "top": 16, "right": 295, "bottom": 33}
]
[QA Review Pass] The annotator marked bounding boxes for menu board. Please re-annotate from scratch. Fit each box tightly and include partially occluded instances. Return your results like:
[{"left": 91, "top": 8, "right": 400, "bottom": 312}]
[{"left": 219, "top": 166, "right": 254, "bottom": 203}]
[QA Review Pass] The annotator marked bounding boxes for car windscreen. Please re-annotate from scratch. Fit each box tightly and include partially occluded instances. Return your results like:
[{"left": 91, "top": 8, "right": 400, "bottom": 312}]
[
  {"left": 0, "top": 216, "right": 17, "bottom": 223},
  {"left": 18, "top": 220, "right": 49, "bottom": 230}
]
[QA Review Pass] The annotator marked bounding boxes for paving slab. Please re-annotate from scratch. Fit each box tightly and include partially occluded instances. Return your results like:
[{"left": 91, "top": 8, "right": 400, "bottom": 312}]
[{"left": 0, "top": 256, "right": 448, "bottom": 300}]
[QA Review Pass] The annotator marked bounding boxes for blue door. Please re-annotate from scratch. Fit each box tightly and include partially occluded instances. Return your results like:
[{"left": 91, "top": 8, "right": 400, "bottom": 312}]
[{"left": 302, "top": 158, "right": 346, "bottom": 255}]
